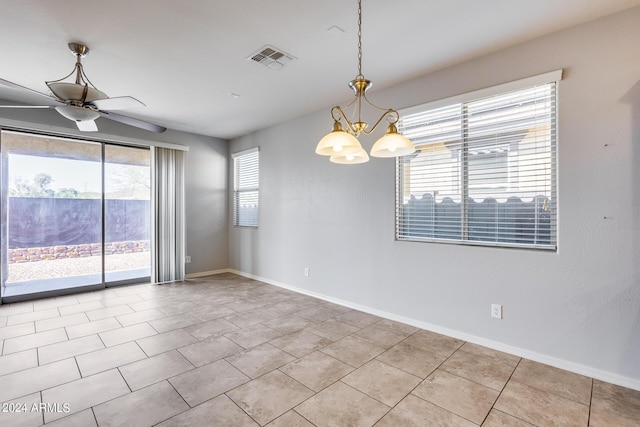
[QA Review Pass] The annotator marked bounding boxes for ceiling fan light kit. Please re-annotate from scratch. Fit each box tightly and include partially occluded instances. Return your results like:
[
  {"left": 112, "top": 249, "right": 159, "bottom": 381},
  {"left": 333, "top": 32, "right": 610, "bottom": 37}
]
[
  {"left": 315, "top": 0, "right": 415, "bottom": 164},
  {"left": 55, "top": 105, "right": 100, "bottom": 122},
  {"left": 0, "top": 42, "right": 166, "bottom": 133}
]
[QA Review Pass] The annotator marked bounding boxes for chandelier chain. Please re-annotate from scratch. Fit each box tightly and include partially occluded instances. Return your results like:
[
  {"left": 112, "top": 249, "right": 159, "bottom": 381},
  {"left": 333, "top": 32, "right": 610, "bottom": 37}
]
[{"left": 357, "top": 0, "right": 362, "bottom": 78}]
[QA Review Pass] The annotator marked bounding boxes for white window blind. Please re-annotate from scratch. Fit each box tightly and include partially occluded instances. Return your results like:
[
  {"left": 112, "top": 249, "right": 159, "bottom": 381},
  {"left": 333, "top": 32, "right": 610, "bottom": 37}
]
[
  {"left": 232, "top": 147, "right": 259, "bottom": 227},
  {"left": 396, "top": 76, "right": 558, "bottom": 249}
]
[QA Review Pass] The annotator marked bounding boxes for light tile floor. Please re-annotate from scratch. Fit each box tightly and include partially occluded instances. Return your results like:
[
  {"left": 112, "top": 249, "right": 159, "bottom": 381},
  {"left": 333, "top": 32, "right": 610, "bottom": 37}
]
[{"left": 0, "top": 273, "right": 638, "bottom": 426}]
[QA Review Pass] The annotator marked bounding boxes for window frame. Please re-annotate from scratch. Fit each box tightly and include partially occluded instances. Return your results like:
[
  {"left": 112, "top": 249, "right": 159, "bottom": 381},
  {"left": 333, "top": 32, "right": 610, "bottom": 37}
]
[
  {"left": 232, "top": 147, "right": 259, "bottom": 228},
  {"left": 395, "top": 70, "right": 562, "bottom": 250}
]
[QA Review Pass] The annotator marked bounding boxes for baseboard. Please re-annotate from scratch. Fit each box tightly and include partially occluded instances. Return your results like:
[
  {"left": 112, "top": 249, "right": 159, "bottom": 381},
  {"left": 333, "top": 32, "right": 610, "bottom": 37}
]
[
  {"left": 227, "top": 269, "right": 640, "bottom": 392},
  {"left": 185, "top": 268, "right": 233, "bottom": 279}
]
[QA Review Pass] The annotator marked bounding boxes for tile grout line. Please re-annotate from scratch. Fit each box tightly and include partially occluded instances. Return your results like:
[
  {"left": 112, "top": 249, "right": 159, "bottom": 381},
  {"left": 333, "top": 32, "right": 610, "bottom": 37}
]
[
  {"left": 225, "top": 390, "right": 263, "bottom": 426},
  {"left": 455, "top": 345, "right": 520, "bottom": 367},
  {"left": 587, "top": 377, "right": 594, "bottom": 426},
  {"left": 53, "top": 368, "right": 136, "bottom": 425},
  {"left": 90, "top": 403, "right": 99, "bottom": 426},
  {"left": 220, "top": 355, "right": 313, "bottom": 424},
  {"left": 481, "top": 357, "right": 529, "bottom": 426},
  {"left": 72, "top": 352, "right": 83, "bottom": 386},
  {"left": 337, "top": 381, "right": 394, "bottom": 424},
  {"left": 345, "top": 367, "right": 414, "bottom": 426},
  {"left": 292, "top": 409, "right": 318, "bottom": 427},
  {"left": 116, "top": 365, "right": 134, "bottom": 394},
  {"left": 432, "top": 349, "right": 514, "bottom": 393},
  {"left": 507, "top": 371, "right": 594, "bottom": 408},
  {"left": 39, "top": 390, "right": 44, "bottom": 426},
  {"left": 260, "top": 308, "right": 368, "bottom": 410},
  {"left": 160, "top": 378, "right": 191, "bottom": 423},
  {"left": 372, "top": 339, "right": 468, "bottom": 424}
]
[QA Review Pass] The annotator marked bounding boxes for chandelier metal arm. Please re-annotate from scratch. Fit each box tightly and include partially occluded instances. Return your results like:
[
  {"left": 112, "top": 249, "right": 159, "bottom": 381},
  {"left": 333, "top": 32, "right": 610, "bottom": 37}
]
[
  {"left": 330, "top": 94, "right": 358, "bottom": 122},
  {"left": 331, "top": 106, "right": 361, "bottom": 134},
  {"left": 362, "top": 91, "right": 396, "bottom": 115},
  {"left": 330, "top": 105, "right": 361, "bottom": 134},
  {"left": 361, "top": 108, "right": 398, "bottom": 135},
  {"left": 331, "top": 105, "right": 401, "bottom": 136}
]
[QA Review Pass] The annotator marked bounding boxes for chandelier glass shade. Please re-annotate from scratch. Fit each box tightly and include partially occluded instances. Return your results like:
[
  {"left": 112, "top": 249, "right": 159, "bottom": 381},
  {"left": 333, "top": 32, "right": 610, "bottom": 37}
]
[
  {"left": 316, "top": 0, "right": 415, "bottom": 164},
  {"left": 370, "top": 123, "right": 416, "bottom": 157},
  {"left": 315, "top": 120, "right": 363, "bottom": 156},
  {"left": 330, "top": 147, "right": 370, "bottom": 164}
]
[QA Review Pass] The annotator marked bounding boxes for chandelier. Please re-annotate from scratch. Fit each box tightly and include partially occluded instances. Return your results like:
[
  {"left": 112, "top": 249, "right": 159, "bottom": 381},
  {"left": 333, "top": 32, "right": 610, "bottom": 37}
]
[{"left": 316, "top": 0, "right": 415, "bottom": 164}]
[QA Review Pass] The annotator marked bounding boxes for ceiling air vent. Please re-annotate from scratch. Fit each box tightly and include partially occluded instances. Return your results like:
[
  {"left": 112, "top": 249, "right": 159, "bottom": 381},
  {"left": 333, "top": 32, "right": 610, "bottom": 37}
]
[{"left": 248, "top": 45, "right": 296, "bottom": 70}]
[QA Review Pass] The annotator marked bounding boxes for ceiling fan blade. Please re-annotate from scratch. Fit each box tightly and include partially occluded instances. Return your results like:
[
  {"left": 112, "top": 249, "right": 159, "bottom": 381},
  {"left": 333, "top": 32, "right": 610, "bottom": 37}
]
[
  {"left": 76, "top": 120, "right": 98, "bottom": 132},
  {"left": 89, "top": 96, "right": 145, "bottom": 111},
  {"left": 0, "top": 105, "right": 54, "bottom": 109},
  {"left": 0, "top": 78, "right": 59, "bottom": 104},
  {"left": 100, "top": 111, "right": 166, "bottom": 133}
]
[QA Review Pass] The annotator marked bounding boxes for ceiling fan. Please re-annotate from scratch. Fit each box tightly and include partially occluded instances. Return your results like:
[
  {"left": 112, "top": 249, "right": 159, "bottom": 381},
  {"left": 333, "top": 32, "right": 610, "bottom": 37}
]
[{"left": 0, "top": 43, "right": 166, "bottom": 133}]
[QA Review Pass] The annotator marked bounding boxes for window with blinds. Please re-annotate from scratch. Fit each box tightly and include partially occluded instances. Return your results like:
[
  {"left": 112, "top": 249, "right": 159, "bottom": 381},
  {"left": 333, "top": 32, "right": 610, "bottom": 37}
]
[
  {"left": 232, "top": 147, "right": 259, "bottom": 227},
  {"left": 396, "top": 76, "right": 558, "bottom": 249}
]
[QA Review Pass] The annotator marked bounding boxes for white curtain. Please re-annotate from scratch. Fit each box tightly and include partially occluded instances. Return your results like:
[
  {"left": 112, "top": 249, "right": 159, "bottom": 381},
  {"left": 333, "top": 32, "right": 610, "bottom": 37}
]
[{"left": 152, "top": 147, "right": 185, "bottom": 283}]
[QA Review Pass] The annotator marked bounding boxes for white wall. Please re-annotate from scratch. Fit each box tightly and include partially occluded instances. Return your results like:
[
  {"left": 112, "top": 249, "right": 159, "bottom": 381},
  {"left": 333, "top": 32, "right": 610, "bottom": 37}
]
[
  {"left": 229, "top": 8, "right": 640, "bottom": 388},
  {"left": 0, "top": 108, "right": 229, "bottom": 277}
]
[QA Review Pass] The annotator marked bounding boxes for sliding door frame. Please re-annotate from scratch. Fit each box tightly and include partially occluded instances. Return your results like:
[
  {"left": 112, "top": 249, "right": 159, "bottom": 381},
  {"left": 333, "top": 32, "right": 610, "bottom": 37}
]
[{"left": 0, "top": 128, "right": 154, "bottom": 303}]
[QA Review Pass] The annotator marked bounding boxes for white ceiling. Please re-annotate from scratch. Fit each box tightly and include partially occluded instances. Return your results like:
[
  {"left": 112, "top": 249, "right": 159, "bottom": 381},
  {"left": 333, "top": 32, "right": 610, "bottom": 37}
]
[{"left": 1, "top": 0, "right": 639, "bottom": 140}]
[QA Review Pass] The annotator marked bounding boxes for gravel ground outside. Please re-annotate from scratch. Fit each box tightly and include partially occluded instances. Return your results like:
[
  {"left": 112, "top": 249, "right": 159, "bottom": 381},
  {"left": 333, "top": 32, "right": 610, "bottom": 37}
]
[{"left": 6, "top": 252, "right": 150, "bottom": 283}]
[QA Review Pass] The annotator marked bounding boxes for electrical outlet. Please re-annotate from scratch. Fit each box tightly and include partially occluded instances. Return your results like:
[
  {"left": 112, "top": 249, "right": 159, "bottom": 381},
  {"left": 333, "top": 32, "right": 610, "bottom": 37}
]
[
  {"left": 185, "top": 255, "right": 191, "bottom": 264},
  {"left": 491, "top": 304, "right": 502, "bottom": 319},
  {"left": 304, "top": 267, "right": 309, "bottom": 277}
]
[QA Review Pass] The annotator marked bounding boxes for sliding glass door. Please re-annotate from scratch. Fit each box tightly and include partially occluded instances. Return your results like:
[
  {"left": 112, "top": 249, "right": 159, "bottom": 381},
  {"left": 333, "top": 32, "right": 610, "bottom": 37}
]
[
  {"left": 0, "top": 130, "right": 150, "bottom": 301},
  {"left": 104, "top": 145, "right": 151, "bottom": 285}
]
